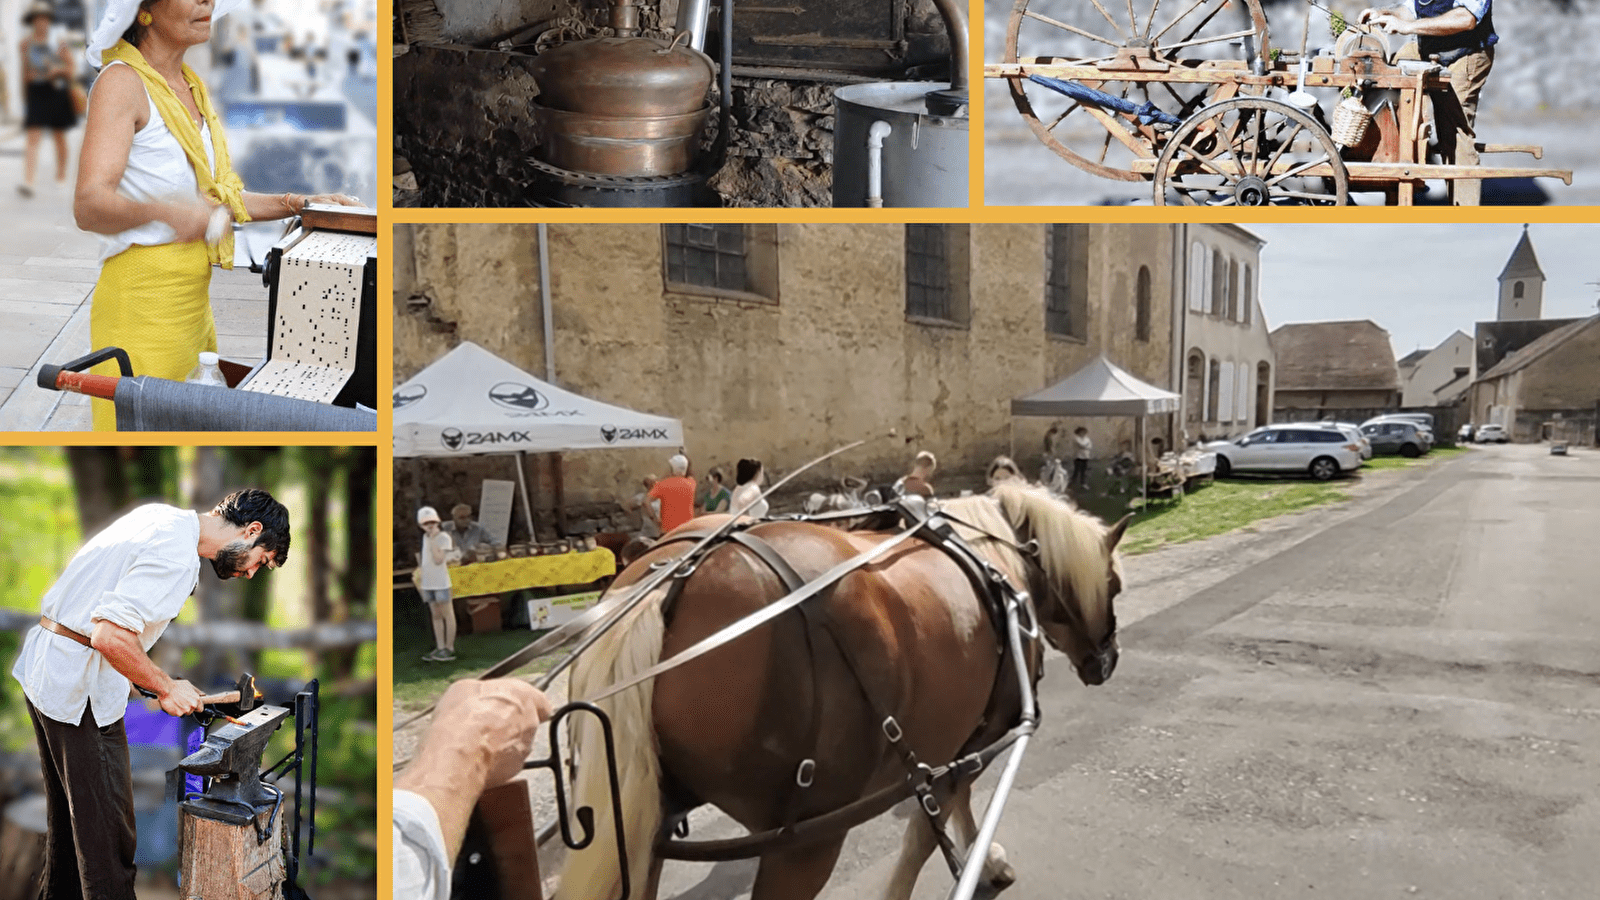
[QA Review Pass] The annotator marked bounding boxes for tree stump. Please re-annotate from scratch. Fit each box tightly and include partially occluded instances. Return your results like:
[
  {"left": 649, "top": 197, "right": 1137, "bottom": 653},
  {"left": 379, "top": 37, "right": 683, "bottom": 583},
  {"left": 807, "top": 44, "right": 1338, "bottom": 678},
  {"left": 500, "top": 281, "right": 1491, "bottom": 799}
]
[
  {"left": 178, "top": 804, "right": 284, "bottom": 900},
  {"left": 0, "top": 794, "right": 48, "bottom": 900}
]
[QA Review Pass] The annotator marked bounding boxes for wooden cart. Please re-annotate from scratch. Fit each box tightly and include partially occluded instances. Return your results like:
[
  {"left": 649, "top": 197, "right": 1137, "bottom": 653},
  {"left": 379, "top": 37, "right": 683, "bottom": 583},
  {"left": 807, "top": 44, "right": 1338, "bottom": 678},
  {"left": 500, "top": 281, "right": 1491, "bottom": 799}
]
[{"left": 986, "top": 0, "right": 1572, "bottom": 205}]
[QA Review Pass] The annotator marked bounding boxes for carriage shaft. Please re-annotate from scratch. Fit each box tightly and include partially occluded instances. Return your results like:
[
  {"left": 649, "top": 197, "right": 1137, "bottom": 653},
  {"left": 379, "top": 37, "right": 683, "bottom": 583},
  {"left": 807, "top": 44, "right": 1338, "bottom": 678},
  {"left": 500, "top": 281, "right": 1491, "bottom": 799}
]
[
  {"left": 1132, "top": 158, "right": 1572, "bottom": 184},
  {"left": 986, "top": 61, "right": 1449, "bottom": 93}
]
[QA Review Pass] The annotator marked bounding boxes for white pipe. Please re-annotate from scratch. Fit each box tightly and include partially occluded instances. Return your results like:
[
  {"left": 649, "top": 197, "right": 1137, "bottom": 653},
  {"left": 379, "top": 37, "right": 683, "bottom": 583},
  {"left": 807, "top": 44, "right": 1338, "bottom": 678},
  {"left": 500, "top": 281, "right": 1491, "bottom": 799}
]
[
  {"left": 866, "top": 120, "right": 892, "bottom": 208},
  {"left": 675, "top": 0, "right": 712, "bottom": 51}
]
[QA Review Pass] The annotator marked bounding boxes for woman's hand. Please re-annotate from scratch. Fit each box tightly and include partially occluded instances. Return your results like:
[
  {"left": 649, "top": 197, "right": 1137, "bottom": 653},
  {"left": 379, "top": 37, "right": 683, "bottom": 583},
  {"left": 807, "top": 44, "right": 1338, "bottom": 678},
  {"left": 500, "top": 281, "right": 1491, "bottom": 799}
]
[
  {"left": 161, "top": 200, "right": 220, "bottom": 243},
  {"left": 303, "top": 192, "right": 364, "bottom": 208}
]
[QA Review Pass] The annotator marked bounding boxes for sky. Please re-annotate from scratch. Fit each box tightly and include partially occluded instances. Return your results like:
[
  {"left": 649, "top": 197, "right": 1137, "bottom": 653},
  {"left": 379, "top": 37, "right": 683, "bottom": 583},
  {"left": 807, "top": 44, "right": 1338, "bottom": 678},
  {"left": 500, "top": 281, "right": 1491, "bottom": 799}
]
[{"left": 1249, "top": 224, "right": 1600, "bottom": 358}]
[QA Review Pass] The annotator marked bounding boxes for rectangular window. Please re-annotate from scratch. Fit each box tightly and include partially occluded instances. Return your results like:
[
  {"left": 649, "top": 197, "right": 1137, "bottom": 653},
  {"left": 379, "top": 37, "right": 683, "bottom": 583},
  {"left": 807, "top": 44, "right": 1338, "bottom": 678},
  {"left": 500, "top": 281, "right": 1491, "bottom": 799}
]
[
  {"left": 906, "top": 224, "right": 951, "bottom": 320},
  {"left": 664, "top": 224, "right": 749, "bottom": 293},
  {"left": 1219, "top": 362, "right": 1235, "bottom": 423},
  {"left": 1189, "top": 243, "right": 1207, "bottom": 312},
  {"left": 1046, "top": 225, "right": 1089, "bottom": 339},
  {"left": 1242, "top": 265, "right": 1253, "bottom": 325}
]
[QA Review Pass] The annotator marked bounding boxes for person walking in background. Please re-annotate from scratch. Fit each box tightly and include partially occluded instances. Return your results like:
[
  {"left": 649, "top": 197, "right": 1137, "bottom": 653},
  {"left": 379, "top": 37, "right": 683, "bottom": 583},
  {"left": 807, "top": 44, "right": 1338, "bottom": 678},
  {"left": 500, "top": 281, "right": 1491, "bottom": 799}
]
[
  {"left": 730, "top": 458, "right": 769, "bottom": 518},
  {"left": 18, "top": 1, "right": 76, "bottom": 197},
  {"left": 416, "top": 506, "right": 456, "bottom": 663},
  {"left": 1073, "top": 426, "right": 1093, "bottom": 491},
  {"left": 900, "top": 450, "right": 937, "bottom": 499},
  {"left": 646, "top": 453, "right": 696, "bottom": 534},
  {"left": 73, "top": 0, "right": 361, "bottom": 430}
]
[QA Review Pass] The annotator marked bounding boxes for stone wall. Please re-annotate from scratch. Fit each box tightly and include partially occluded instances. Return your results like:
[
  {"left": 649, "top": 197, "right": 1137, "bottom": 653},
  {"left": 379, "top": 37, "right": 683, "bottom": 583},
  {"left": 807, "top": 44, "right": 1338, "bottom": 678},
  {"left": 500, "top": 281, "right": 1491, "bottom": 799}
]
[{"left": 394, "top": 223, "right": 1182, "bottom": 551}]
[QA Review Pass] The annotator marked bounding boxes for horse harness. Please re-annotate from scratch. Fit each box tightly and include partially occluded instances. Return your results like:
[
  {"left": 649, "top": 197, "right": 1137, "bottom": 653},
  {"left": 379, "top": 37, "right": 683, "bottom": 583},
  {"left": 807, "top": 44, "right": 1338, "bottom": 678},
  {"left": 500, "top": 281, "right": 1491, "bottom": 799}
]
[{"left": 643, "top": 497, "right": 1044, "bottom": 869}]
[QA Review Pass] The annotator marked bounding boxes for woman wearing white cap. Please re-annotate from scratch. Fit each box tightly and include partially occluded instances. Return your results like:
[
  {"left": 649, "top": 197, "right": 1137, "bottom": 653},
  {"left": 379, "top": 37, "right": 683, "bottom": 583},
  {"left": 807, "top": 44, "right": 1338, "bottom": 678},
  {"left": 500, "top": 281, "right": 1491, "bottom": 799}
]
[{"left": 73, "top": 0, "right": 361, "bottom": 430}]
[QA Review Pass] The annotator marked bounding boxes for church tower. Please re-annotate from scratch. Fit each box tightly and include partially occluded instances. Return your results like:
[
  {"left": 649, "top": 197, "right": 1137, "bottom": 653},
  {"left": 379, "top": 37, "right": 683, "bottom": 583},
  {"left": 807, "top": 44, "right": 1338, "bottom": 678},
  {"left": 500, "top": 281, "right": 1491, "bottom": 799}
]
[{"left": 1497, "top": 224, "right": 1544, "bottom": 321}]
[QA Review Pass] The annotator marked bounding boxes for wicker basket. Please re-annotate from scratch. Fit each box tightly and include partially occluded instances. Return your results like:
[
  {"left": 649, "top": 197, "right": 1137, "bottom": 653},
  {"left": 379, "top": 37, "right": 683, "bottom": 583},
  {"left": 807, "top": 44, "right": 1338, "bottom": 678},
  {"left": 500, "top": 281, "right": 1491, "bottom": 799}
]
[{"left": 1331, "top": 96, "right": 1372, "bottom": 146}]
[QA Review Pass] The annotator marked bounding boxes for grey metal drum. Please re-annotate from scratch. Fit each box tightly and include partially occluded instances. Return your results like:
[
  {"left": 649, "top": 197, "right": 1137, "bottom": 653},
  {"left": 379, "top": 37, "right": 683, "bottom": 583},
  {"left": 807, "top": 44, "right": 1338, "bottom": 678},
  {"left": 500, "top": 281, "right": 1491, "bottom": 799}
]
[{"left": 832, "top": 82, "right": 968, "bottom": 208}]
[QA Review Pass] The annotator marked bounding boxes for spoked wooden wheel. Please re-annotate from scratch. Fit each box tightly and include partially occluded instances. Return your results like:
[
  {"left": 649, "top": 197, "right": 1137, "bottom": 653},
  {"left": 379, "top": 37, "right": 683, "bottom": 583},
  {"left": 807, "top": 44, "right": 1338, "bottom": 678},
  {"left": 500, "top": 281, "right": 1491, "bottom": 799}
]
[
  {"left": 1154, "top": 97, "right": 1349, "bottom": 205},
  {"left": 1004, "top": 0, "right": 1271, "bottom": 182}
]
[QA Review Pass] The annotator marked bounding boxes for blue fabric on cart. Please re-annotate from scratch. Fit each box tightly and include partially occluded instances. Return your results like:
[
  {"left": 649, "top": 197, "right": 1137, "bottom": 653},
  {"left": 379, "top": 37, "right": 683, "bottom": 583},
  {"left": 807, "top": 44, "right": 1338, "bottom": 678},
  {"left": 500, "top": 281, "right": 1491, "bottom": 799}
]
[{"left": 1027, "top": 75, "right": 1183, "bottom": 127}]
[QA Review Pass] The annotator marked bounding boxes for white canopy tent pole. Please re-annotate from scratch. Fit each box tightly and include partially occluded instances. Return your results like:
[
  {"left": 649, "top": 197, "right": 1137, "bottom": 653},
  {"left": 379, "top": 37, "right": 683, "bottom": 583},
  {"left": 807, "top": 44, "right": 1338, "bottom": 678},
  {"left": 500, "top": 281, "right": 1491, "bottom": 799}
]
[
  {"left": 514, "top": 451, "right": 538, "bottom": 542},
  {"left": 1140, "top": 415, "right": 1148, "bottom": 510}
]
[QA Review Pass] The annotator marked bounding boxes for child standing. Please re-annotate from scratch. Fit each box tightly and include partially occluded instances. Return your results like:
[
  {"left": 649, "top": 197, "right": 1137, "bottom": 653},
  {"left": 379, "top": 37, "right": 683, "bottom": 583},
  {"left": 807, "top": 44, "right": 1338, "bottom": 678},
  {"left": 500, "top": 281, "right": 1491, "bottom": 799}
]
[{"left": 417, "top": 506, "right": 457, "bottom": 662}]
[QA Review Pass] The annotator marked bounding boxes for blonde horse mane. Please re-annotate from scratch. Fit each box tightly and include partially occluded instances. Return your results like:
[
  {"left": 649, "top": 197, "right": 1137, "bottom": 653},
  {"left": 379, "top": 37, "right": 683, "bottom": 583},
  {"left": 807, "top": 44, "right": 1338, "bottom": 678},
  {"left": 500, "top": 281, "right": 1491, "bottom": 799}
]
[
  {"left": 940, "top": 482, "right": 1116, "bottom": 639},
  {"left": 558, "top": 584, "right": 669, "bottom": 900}
]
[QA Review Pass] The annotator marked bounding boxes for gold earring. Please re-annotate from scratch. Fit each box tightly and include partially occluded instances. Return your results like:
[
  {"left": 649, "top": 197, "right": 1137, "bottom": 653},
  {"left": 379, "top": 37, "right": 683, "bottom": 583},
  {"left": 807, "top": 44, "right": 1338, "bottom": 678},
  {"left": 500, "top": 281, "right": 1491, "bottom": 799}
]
[{"left": 137, "top": 10, "right": 152, "bottom": 25}]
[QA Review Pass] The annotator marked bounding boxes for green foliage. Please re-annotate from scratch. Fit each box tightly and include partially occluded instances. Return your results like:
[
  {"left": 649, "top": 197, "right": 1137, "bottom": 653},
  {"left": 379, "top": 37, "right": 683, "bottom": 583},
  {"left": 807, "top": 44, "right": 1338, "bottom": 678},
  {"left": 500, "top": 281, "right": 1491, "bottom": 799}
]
[
  {"left": 0, "top": 448, "right": 76, "bottom": 750},
  {"left": 1360, "top": 447, "right": 1467, "bottom": 471},
  {"left": 1329, "top": 10, "right": 1348, "bottom": 39}
]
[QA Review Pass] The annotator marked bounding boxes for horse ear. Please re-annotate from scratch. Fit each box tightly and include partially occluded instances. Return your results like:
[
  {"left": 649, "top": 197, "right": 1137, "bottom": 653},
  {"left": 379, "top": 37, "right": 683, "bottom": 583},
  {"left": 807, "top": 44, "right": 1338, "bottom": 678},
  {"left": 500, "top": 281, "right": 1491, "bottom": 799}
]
[{"left": 1103, "top": 514, "right": 1133, "bottom": 552}]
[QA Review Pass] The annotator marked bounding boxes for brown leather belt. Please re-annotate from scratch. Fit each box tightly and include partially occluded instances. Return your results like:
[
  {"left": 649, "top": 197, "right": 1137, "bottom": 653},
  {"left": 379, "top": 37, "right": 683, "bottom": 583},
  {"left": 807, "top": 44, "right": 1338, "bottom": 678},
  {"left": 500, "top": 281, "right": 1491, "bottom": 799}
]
[{"left": 40, "top": 616, "right": 91, "bottom": 648}]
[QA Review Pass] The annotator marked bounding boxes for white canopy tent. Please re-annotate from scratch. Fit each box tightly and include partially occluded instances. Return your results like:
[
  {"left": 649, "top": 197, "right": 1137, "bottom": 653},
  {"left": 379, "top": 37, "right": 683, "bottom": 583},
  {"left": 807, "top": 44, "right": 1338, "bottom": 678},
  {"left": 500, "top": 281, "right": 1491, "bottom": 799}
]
[
  {"left": 1011, "top": 355, "right": 1181, "bottom": 505},
  {"left": 394, "top": 342, "right": 684, "bottom": 538}
]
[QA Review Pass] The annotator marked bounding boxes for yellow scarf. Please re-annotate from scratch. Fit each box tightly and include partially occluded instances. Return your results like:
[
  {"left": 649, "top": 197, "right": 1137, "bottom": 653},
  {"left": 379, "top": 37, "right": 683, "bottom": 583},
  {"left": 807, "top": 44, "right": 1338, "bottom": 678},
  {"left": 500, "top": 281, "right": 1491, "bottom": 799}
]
[{"left": 102, "top": 39, "right": 250, "bottom": 268}]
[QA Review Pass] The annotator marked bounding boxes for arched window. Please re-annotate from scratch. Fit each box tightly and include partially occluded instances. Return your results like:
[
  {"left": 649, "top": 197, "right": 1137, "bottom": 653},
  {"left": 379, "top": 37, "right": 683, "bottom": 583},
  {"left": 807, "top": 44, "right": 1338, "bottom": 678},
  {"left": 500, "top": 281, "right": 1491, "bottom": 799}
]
[
  {"left": 1136, "top": 266, "right": 1152, "bottom": 341},
  {"left": 1513, "top": 281, "right": 1525, "bottom": 299}
]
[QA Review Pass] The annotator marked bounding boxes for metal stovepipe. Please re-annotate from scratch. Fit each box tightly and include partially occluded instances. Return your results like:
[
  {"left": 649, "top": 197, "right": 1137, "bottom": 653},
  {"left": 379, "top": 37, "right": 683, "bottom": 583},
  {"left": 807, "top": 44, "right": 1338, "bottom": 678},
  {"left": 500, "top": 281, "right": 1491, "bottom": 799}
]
[
  {"left": 930, "top": 0, "right": 968, "bottom": 96},
  {"left": 676, "top": 0, "right": 712, "bottom": 51}
]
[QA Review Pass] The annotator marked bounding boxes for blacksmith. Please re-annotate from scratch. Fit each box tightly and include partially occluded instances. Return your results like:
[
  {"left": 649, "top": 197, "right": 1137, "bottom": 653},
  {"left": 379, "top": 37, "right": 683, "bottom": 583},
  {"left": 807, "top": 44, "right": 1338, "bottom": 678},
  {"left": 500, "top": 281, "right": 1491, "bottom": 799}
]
[
  {"left": 1360, "top": 0, "right": 1496, "bottom": 129},
  {"left": 11, "top": 489, "right": 290, "bottom": 899}
]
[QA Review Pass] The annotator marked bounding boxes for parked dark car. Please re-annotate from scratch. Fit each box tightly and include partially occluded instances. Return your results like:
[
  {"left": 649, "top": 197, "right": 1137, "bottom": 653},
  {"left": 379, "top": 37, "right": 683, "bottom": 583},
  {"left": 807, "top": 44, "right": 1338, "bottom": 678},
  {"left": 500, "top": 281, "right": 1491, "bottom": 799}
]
[{"left": 1361, "top": 420, "right": 1434, "bottom": 457}]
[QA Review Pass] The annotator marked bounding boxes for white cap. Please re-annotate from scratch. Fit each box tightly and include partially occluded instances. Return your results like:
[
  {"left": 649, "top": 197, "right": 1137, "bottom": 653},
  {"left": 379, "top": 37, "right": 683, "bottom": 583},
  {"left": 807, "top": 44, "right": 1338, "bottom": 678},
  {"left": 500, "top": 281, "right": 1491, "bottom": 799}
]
[
  {"left": 87, "top": 0, "right": 248, "bottom": 66},
  {"left": 669, "top": 454, "right": 689, "bottom": 475},
  {"left": 198, "top": 351, "right": 219, "bottom": 366},
  {"left": 417, "top": 506, "right": 441, "bottom": 525}
]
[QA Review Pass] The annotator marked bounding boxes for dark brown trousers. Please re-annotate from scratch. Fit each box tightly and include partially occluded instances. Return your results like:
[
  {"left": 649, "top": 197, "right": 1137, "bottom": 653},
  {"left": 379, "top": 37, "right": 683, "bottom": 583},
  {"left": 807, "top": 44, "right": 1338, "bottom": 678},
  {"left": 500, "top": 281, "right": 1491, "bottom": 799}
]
[{"left": 26, "top": 697, "right": 138, "bottom": 900}]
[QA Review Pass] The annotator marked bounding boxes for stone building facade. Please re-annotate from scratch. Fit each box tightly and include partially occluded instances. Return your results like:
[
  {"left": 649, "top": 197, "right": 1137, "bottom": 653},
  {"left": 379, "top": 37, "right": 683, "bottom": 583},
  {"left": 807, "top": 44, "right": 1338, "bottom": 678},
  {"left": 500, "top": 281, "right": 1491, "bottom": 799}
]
[
  {"left": 1470, "top": 315, "right": 1600, "bottom": 444},
  {"left": 1173, "top": 225, "right": 1275, "bottom": 443},
  {"left": 1400, "top": 330, "right": 1475, "bottom": 408},
  {"left": 394, "top": 223, "right": 1179, "bottom": 540}
]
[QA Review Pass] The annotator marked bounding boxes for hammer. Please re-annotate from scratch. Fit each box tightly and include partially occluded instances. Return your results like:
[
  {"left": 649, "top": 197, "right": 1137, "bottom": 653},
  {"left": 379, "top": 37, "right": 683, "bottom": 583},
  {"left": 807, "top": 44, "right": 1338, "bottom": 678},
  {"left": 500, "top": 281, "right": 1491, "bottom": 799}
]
[{"left": 138, "top": 672, "right": 263, "bottom": 718}]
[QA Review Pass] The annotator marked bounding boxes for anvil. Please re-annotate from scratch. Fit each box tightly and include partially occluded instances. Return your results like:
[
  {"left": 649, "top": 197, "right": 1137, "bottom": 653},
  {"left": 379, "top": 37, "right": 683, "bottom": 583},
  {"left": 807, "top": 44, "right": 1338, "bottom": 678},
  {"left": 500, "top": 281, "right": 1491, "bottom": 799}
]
[{"left": 178, "top": 703, "right": 293, "bottom": 825}]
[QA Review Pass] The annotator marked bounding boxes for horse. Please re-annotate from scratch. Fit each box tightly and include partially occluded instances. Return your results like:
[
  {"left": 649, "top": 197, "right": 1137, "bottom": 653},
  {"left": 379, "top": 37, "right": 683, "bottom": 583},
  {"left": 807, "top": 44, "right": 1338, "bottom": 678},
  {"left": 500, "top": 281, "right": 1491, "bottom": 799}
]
[{"left": 557, "top": 482, "right": 1129, "bottom": 900}]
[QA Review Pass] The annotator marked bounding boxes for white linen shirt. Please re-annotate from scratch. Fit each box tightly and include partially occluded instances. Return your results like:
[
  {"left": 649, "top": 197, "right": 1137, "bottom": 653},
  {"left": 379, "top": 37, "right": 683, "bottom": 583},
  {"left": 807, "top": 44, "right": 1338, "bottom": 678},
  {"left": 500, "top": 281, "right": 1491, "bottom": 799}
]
[
  {"left": 12, "top": 504, "right": 201, "bottom": 727},
  {"left": 393, "top": 789, "right": 451, "bottom": 900}
]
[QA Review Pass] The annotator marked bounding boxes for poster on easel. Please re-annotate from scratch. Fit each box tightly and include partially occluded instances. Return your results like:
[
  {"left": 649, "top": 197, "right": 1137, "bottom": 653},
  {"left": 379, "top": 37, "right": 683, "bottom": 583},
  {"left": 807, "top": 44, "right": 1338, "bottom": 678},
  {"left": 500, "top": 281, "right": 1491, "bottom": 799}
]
[{"left": 478, "top": 479, "right": 515, "bottom": 546}]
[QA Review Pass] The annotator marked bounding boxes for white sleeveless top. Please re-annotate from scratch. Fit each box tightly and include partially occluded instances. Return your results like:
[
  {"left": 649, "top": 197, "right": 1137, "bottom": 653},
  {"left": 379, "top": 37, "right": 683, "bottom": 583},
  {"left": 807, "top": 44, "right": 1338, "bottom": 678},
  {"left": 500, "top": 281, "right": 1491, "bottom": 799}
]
[{"left": 95, "top": 60, "right": 218, "bottom": 262}]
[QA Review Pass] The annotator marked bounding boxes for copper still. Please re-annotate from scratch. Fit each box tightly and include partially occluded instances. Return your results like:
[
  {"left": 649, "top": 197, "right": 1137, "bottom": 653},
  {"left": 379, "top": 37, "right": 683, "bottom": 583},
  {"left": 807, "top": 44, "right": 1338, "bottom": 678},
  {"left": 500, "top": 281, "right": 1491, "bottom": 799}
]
[{"left": 530, "top": 0, "right": 715, "bottom": 177}]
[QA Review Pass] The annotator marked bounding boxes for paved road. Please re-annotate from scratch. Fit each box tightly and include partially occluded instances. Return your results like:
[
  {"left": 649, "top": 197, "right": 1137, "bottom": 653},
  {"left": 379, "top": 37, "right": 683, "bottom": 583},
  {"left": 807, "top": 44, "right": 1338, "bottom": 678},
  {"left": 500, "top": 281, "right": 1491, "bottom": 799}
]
[{"left": 648, "top": 444, "right": 1600, "bottom": 900}]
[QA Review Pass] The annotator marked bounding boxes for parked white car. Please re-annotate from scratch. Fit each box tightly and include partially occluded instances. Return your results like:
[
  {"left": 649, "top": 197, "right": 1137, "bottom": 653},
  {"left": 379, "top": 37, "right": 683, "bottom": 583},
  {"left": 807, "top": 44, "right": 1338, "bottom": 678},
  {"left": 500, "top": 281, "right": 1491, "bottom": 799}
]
[
  {"left": 1202, "top": 425, "right": 1365, "bottom": 481},
  {"left": 1476, "top": 424, "right": 1509, "bottom": 443},
  {"left": 1314, "top": 422, "right": 1372, "bottom": 460}
]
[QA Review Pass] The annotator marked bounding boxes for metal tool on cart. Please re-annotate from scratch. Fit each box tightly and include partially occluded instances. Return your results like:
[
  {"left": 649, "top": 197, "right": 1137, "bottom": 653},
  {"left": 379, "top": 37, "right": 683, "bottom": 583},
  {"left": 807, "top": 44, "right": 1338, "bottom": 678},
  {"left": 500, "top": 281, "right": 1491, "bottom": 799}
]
[{"left": 987, "top": 0, "right": 1572, "bottom": 205}]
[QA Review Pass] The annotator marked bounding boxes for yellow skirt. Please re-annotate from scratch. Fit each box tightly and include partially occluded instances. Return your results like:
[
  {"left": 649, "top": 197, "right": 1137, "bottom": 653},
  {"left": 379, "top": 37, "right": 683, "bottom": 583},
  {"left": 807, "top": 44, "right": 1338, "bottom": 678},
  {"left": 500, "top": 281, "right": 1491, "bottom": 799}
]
[{"left": 89, "top": 242, "right": 216, "bottom": 431}]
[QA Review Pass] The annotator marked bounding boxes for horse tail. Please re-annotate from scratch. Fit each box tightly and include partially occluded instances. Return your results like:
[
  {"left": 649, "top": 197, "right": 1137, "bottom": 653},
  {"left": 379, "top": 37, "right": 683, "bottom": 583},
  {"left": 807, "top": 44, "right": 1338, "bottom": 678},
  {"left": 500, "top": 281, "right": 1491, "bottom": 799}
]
[{"left": 557, "top": 584, "right": 668, "bottom": 900}]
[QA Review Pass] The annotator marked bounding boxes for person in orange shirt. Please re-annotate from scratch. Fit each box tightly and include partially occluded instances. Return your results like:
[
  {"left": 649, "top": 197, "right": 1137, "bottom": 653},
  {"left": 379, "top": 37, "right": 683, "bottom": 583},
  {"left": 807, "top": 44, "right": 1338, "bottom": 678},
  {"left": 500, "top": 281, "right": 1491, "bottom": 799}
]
[{"left": 646, "top": 454, "right": 697, "bottom": 534}]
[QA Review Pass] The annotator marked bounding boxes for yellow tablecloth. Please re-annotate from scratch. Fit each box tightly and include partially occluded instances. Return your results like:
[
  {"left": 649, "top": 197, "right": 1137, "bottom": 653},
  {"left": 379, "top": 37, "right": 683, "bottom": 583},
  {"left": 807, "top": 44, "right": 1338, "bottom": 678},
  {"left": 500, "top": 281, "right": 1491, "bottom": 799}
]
[{"left": 448, "top": 549, "right": 616, "bottom": 598}]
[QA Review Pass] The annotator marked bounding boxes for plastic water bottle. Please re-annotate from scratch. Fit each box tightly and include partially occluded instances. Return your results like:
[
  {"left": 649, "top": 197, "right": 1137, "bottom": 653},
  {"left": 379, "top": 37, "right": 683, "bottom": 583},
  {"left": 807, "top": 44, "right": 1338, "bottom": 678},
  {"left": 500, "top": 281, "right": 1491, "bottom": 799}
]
[{"left": 185, "top": 351, "right": 226, "bottom": 387}]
